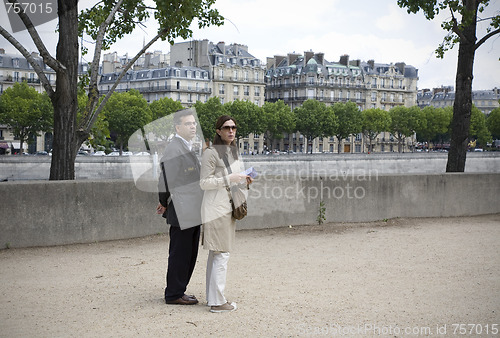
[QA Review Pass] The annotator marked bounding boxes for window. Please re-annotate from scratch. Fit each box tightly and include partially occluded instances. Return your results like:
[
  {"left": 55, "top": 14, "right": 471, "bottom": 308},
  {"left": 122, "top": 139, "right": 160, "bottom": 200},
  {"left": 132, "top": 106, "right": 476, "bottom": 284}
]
[
  {"left": 233, "top": 70, "right": 238, "bottom": 80},
  {"left": 254, "top": 71, "right": 259, "bottom": 82},
  {"left": 244, "top": 86, "right": 249, "bottom": 96},
  {"left": 175, "top": 70, "right": 180, "bottom": 77},
  {"left": 371, "top": 92, "right": 377, "bottom": 101},
  {"left": 308, "top": 89, "right": 314, "bottom": 99},
  {"left": 186, "top": 71, "right": 192, "bottom": 78},
  {"left": 244, "top": 71, "right": 248, "bottom": 81},
  {"left": 219, "top": 84, "right": 225, "bottom": 94},
  {"left": 233, "top": 85, "right": 239, "bottom": 95},
  {"left": 338, "top": 90, "right": 342, "bottom": 99},
  {"left": 308, "top": 76, "right": 314, "bottom": 85},
  {"left": 356, "top": 92, "right": 361, "bottom": 100},
  {"left": 219, "top": 69, "right": 224, "bottom": 80},
  {"left": 254, "top": 87, "right": 260, "bottom": 96}
]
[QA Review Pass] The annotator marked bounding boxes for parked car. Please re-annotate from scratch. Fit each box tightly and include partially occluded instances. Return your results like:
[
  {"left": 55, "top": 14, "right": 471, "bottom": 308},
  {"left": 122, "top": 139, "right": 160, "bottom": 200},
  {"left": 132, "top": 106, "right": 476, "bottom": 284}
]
[
  {"left": 77, "top": 150, "right": 89, "bottom": 156},
  {"left": 35, "top": 151, "right": 49, "bottom": 156},
  {"left": 92, "top": 151, "right": 106, "bottom": 156},
  {"left": 106, "top": 151, "right": 120, "bottom": 156}
]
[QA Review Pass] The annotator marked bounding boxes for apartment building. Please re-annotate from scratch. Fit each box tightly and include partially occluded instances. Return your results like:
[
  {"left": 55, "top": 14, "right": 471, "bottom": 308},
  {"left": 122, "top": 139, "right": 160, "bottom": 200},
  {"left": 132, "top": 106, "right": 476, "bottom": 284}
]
[
  {"left": 418, "top": 87, "right": 500, "bottom": 115},
  {"left": 0, "top": 48, "right": 56, "bottom": 154},
  {"left": 170, "top": 40, "right": 267, "bottom": 152},
  {"left": 98, "top": 66, "right": 211, "bottom": 105},
  {"left": 265, "top": 51, "right": 419, "bottom": 153}
]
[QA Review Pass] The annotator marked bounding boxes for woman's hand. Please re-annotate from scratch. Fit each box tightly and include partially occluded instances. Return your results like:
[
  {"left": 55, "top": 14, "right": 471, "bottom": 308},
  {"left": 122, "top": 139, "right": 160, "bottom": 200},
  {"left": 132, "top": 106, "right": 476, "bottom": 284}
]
[{"left": 228, "top": 173, "right": 248, "bottom": 183}]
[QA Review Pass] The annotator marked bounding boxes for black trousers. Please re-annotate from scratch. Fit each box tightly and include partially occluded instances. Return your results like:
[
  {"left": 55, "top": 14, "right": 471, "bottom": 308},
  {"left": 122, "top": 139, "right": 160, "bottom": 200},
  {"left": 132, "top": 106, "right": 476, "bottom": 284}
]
[{"left": 165, "top": 225, "right": 201, "bottom": 301}]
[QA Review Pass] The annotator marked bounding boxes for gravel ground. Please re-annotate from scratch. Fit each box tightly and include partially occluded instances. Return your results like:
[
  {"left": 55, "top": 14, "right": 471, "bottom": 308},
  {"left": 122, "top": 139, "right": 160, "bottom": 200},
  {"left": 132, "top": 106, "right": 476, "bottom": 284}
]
[{"left": 1, "top": 214, "right": 499, "bottom": 337}]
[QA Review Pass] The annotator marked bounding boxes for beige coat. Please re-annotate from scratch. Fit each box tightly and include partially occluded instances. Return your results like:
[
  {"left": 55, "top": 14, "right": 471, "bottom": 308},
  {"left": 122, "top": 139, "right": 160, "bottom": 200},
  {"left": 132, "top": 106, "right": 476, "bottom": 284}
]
[{"left": 200, "top": 147, "right": 245, "bottom": 252}]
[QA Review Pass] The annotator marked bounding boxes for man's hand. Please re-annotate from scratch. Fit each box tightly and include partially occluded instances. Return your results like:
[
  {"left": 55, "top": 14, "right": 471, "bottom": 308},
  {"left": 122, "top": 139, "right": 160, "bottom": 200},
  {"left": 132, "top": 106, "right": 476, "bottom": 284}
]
[{"left": 156, "top": 203, "right": 167, "bottom": 215}]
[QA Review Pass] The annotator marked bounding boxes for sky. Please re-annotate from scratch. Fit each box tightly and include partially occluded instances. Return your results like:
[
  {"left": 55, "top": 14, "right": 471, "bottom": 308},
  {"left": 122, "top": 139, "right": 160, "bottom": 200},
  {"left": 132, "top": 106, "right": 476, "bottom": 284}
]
[{"left": 0, "top": 0, "right": 499, "bottom": 90}]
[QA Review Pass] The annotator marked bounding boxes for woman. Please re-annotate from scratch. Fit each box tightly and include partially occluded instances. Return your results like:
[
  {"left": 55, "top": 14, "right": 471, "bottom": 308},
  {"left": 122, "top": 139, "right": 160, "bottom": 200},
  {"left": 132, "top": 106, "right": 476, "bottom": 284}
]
[{"left": 200, "top": 115, "right": 252, "bottom": 313}]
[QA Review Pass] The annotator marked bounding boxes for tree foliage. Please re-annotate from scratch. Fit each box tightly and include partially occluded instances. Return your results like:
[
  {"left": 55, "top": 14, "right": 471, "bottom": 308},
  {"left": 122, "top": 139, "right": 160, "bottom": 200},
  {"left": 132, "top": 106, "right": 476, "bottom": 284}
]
[
  {"left": 397, "top": 0, "right": 500, "bottom": 171},
  {"left": 415, "top": 106, "right": 452, "bottom": 146},
  {"left": 294, "top": 99, "right": 336, "bottom": 154},
  {"left": 486, "top": 107, "right": 500, "bottom": 140},
  {"left": 469, "top": 105, "right": 491, "bottom": 147},
  {"left": 0, "top": 0, "right": 223, "bottom": 179},
  {"left": 195, "top": 97, "right": 225, "bottom": 144},
  {"left": 0, "top": 82, "right": 52, "bottom": 153},
  {"left": 149, "top": 97, "right": 184, "bottom": 121},
  {"left": 389, "top": 106, "right": 421, "bottom": 152},
  {"left": 224, "top": 99, "right": 265, "bottom": 142},
  {"left": 102, "top": 89, "right": 152, "bottom": 153},
  {"left": 362, "top": 108, "right": 391, "bottom": 153},
  {"left": 332, "top": 102, "right": 362, "bottom": 153},
  {"left": 262, "top": 100, "right": 296, "bottom": 149}
]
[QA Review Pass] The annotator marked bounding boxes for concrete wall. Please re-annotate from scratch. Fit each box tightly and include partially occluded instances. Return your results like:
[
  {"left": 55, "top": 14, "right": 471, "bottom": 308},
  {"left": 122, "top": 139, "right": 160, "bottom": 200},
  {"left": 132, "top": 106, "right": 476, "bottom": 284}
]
[
  {"left": 1, "top": 173, "right": 499, "bottom": 248},
  {"left": 1, "top": 152, "right": 499, "bottom": 181}
]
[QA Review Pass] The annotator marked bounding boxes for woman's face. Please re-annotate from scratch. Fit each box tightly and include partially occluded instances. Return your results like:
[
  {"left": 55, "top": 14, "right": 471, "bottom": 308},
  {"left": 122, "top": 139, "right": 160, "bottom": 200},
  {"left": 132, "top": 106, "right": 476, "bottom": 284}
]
[{"left": 217, "top": 119, "right": 237, "bottom": 145}]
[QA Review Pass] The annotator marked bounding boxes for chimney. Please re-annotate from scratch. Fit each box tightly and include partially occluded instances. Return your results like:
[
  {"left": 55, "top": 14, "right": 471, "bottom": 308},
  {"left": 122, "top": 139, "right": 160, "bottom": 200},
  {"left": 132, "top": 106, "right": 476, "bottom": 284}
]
[
  {"left": 31, "top": 51, "right": 39, "bottom": 58},
  {"left": 175, "top": 61, "right": 183, "bottom": 68},
  {"left": 305, "top": 50, "right": 314, "bottom": 64},
  {"left": 287, "top": 52, "right": 301, "bottom": 65},
  {"left": 395, "top": 62, "right": 406, "bottom": 75},
  {"left": 217, "top": 41, "right": 226, "bottom": 55},
  {"left": 274, "top": 55, "right": 286, "bottom": 67},
  {"left": 144, "top": 53, "right": 152, "bottom": 67},
  {"left": 339, "top": 54, "right": 349, "bottom": 66},
  {"left": 315, "top": 52, "right": 324, "bottom": 65},
  {"left": 368, "top": 59, "right": 375, "bottom": 69},
  {"left": 266, "top": 57, "right": 275, "bottom": 69},
  {"left": 349, "top": 59, "right": 360, "bottom": 67},
  {"left": 0, "top": 48, "right": 5, "bottom": 54}
]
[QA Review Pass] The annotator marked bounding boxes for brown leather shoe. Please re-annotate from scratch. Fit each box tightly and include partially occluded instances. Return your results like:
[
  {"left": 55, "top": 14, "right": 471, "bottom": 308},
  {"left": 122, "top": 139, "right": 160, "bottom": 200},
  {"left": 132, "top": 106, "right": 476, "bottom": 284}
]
[{"left": 165, "top": 294, "right": 199, "bottom": 305}]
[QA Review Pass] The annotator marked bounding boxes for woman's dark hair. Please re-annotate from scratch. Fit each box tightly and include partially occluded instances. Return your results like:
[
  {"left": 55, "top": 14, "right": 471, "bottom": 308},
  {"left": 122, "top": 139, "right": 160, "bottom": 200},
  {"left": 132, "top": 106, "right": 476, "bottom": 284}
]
[{"left": 212, "top": 115, "right": 238, "bottom": 160}]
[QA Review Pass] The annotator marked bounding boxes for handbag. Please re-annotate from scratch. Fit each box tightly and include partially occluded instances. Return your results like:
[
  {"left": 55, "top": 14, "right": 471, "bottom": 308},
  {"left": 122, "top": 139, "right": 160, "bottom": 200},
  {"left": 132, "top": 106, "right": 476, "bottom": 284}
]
[{"left": 222, "top": 155, "right": 248, "bottom": 220}]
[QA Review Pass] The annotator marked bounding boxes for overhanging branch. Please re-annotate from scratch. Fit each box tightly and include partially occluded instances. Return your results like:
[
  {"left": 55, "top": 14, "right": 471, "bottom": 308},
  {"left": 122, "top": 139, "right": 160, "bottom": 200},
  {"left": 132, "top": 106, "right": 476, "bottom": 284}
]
[
  {"left": 475, "top": 28, "right": 500, "bottom": 50},
  {"left": 7, "top": 0, "right": 63, "bottom": 72},
  {"left": 84, "top": 0, "right": 125, "bottom": 123},
  {"left": 0, "top": 25, "right": 55, "bottom": 99},
  {"left": 83, "top": 28, "right": 169, "bottom": 133}
]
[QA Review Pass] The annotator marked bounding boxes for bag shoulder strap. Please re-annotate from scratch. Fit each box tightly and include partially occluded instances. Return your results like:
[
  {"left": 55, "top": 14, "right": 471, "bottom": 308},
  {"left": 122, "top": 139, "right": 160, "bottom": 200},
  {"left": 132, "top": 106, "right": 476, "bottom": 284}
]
[{"left": 222, "top": 154, "right": 232, "bottom": 174}]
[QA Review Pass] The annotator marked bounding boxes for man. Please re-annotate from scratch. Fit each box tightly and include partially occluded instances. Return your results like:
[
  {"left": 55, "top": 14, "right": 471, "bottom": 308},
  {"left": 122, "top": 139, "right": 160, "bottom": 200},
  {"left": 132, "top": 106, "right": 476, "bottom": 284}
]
[{"left": 157, "top": 109, "right": 203, "bottom": 305}]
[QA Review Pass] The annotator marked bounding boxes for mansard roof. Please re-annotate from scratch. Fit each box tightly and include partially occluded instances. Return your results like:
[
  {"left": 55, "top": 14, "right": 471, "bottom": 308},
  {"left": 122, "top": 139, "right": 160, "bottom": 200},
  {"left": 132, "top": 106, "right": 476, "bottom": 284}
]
[
  {"left": 99, "top": 66, "right": 209, "bottom": 84},
  {"left": 0, "top": 52, "right": 54, "bottom": 72},
  {"left": 208, "top": 42, "right": 262, "bottom": 68}
]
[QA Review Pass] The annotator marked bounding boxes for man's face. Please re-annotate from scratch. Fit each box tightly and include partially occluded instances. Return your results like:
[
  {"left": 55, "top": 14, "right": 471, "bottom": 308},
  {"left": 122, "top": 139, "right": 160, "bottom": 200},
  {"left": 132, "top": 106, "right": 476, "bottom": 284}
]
[{"left": 176, "top": 115, "right": 197, "bottom": 141}]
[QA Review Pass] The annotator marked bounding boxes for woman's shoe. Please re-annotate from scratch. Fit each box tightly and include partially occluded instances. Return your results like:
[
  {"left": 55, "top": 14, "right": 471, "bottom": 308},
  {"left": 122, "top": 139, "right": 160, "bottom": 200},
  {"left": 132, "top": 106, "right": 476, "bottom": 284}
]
[{"left": 210, "top": 302, "right": 237, "bottom": 313}]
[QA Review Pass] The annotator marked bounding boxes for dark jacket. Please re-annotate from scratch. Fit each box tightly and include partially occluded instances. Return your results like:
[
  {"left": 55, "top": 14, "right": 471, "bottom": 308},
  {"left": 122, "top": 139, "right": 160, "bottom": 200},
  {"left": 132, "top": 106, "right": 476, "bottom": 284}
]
[{"left": 158, "top": 137, "right": 203, "bottom": 229}]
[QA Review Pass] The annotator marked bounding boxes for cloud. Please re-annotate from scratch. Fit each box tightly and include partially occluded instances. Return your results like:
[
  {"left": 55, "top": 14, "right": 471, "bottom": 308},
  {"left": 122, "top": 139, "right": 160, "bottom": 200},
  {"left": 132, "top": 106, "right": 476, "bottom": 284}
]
[{"left": 375, "top": 4, "right": 406, "bottom": 32}]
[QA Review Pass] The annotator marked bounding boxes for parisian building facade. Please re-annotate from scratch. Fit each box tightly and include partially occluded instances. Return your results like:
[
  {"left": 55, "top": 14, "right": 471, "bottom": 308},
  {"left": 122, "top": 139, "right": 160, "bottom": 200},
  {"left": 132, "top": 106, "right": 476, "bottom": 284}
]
[
  {"left": 265, "top": 52, "right": 419, "bottom": 153},
  {"left": 169, "top": 40, "right": 267, "bottom": 152},
  {"left": 1, "top": 44, "right": 423, "bottom": 155},
  {"left": 417, "top": 86, "right": 500, "bottom": 115},
  {"left": 0, "top": 48, "right": 56, "bottom": 154}
]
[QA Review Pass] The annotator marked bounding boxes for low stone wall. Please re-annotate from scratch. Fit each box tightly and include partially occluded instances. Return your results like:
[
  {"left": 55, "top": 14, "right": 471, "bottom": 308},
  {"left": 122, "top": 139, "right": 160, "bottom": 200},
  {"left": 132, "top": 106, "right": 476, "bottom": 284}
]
[
  {"left": 1, "top": 152, "right": 499, "bottom": 181},
  {"left": 1, "top": 173, "right": 499, "bottom": 248}
]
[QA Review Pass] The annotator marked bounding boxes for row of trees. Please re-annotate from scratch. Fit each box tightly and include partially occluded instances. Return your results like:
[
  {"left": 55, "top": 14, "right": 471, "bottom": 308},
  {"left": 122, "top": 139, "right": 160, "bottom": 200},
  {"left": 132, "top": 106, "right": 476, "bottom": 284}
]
[{"left": 3, "top": 82, "right": 498, "bottom": 154}]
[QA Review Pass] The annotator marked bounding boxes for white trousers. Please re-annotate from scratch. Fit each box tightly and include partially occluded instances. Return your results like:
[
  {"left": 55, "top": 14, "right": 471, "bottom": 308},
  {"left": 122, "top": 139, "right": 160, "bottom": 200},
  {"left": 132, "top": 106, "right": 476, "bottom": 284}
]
[{"left": 206, "top": 250, "right": 230, "bottom": 306}]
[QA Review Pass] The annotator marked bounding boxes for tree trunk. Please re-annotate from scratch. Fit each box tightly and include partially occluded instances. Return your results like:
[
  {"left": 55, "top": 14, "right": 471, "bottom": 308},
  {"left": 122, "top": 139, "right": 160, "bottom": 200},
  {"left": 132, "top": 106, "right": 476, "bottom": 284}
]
[
  {"left": 446, "top": 1, "right": 477, "bottom": 172},
  {"left": 49, "top": 0, "right": 79, "bottom": 180}
]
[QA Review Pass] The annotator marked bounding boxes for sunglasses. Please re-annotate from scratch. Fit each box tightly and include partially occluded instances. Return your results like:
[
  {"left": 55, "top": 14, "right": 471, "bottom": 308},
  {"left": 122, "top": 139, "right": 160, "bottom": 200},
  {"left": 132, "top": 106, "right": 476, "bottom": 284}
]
[{"left": 221, "top": 125, "right": 237, "bottom": 131}]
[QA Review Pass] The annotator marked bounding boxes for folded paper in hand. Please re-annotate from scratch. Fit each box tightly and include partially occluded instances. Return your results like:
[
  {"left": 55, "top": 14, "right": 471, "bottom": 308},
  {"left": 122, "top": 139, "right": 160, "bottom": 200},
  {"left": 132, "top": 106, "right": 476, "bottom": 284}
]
[{"left": 241, "top": 167, "right": 258, "bottom": 179}]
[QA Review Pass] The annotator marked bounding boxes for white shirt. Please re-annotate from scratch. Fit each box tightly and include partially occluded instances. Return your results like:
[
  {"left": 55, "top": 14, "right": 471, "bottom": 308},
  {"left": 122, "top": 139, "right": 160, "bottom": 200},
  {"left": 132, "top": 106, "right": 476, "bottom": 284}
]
[{"left": 175, "top": 134, "right": 192, "bottom": 151}]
